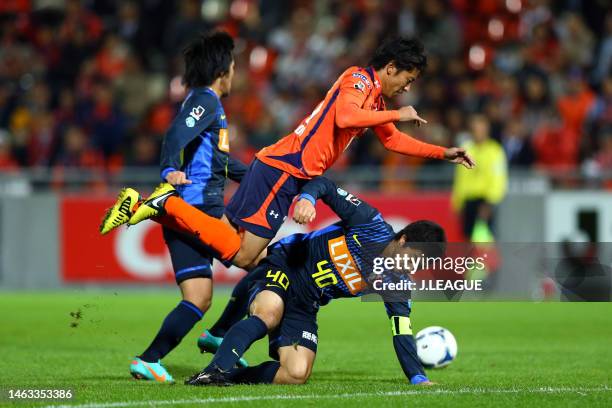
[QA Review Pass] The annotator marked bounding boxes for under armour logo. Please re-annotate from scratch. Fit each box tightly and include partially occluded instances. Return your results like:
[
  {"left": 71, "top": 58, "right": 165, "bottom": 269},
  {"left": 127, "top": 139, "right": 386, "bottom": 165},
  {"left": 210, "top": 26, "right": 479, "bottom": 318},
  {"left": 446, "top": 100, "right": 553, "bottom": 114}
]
[{"left": 269, "top": 210, "right": 279, "bottom": 219}]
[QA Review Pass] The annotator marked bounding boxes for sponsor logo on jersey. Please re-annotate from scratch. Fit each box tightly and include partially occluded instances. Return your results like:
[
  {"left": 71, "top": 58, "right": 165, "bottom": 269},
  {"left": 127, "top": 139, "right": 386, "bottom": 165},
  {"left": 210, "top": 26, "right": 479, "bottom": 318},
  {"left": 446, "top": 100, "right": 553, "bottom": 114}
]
[
  {"left": 185, "top": 117, "right": 196, "bottom": 127},
  {"left": 189, "top": 105, "right": 206, "bottom": 121},
  {"left": 345, "top": 193, "right": 361, "bottom": 206},
  {"left": 352, "top": 72, "right": 371, "bottom": 87},
  {"left": 302, "top": 331, "right": 318, "bottom": 344},
  {"left": 337, "top": 188, "right": 348, "bottom": 196},
  {"left": 354, "top": 81, "right": 366, "bottom": 92},
  {"left": 327, "top": 236, "right": 366, "bottom": 294}
]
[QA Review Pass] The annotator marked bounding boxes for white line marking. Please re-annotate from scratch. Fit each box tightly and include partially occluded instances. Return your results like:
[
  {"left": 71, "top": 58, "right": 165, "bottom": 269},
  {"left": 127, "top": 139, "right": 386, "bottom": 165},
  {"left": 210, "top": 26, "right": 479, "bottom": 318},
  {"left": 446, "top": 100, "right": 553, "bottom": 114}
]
[{"left": 44, "top": 386, "right": 612, "bottom": 408}]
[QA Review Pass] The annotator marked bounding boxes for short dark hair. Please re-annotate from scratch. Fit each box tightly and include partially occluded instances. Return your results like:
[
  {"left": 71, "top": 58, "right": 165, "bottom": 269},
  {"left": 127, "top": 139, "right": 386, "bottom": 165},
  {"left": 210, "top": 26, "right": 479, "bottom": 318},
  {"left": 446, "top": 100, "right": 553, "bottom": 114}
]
[
  {"left": 369, "top": 37, "right": 427, "bottom": 73},
  {"left": 395, "top": 220, "right": 446, "bottom": 258},
  {"left": 183, "top": 31, "right": 234, "bottom": 88}
]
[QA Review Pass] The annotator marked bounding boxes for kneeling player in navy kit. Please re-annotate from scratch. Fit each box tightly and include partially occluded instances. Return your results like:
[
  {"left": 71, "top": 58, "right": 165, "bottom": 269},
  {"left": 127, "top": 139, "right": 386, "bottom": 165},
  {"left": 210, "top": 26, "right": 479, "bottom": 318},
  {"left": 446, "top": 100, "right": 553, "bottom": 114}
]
[{"left": 186, "top": 176, "right": 446, "bottom": 386}]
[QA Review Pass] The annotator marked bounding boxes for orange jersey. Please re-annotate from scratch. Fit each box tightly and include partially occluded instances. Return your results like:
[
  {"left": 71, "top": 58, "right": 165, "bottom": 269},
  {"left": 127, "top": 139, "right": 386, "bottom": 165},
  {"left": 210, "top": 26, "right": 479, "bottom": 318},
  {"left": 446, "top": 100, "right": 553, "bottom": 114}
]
[{"left": 256, "top": 66, "right": 446, "bottom": 178}]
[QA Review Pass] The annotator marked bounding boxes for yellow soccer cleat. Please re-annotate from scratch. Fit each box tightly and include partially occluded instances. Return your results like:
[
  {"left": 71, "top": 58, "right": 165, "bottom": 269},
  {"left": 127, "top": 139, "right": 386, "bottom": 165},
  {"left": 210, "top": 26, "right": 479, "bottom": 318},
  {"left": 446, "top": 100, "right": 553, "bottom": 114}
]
[
  {"left": 128, "top": 183, "right": 177, "bottom": 226},
  {"left": 99, "top": 188, "right": 141, "bottom": 235}
]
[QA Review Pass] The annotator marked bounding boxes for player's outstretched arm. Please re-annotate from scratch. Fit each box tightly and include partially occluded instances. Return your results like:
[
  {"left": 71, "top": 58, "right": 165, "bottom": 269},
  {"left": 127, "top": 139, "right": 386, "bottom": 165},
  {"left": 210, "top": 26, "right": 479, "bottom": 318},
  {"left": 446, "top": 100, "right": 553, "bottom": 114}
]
[
  {"left": 160, "top": 92, "right": 218, "bottom": 185},
  {"left": 335, "top": 82, "right": 401, "bottom": 129},
  {"left": 295, "top": 177, "right": 380, "bottom": 227},
  {"left": 384, "top": 301, "right": 434, "bottom": 385},
  {"left": 373, "top": 123, "right": 475, "bottom": 169}
]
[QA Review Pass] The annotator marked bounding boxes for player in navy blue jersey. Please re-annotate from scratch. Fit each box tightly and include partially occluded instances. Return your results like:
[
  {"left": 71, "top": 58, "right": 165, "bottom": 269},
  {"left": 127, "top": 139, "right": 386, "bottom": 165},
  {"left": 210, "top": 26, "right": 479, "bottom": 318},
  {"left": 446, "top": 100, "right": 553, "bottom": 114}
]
[
  {"left": 100, "top": 31, "right": 248, "bottom": 382},
  {"left": 185, "top": 176, "right": 446, "bottom": 386}
]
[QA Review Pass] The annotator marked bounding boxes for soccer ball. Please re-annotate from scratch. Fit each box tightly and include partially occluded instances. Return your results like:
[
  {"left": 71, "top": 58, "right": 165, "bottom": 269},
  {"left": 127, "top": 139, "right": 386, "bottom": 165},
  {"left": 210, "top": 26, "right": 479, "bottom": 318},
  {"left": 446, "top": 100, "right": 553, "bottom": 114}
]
[{"left": 415, "top": 326, "right": 457, "bottom": 368}]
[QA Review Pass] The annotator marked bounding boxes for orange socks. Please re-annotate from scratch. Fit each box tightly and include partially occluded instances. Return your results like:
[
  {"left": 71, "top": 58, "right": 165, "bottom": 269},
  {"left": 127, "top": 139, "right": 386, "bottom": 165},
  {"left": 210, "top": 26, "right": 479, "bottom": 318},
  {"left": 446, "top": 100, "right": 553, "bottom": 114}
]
[{"left": 161, "top": 196, "right": 241, "bottom": 261}]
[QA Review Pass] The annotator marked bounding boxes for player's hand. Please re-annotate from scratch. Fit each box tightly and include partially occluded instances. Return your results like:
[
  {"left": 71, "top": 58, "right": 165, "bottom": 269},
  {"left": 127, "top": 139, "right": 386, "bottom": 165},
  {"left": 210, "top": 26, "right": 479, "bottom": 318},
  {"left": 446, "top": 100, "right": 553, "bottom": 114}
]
[
  {"left": 293, "top": 198, "right": 316, "bottom": 224},
  {"left": 398, "top": 106, "right": 427, "bottom": 127},
  {"left": 444, "top": 147, "right": 475, "bottom": 169},
  {"left": 165, "top": 171, "right": 192, "bottom": 185}
]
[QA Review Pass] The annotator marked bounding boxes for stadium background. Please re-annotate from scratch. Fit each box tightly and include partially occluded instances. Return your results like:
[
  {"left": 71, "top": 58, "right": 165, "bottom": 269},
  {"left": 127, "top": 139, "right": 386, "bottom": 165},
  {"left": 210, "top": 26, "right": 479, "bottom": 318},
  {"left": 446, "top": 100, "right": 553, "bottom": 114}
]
[{"left": 0, "top": 0, "right": 611, "bottom": 291}]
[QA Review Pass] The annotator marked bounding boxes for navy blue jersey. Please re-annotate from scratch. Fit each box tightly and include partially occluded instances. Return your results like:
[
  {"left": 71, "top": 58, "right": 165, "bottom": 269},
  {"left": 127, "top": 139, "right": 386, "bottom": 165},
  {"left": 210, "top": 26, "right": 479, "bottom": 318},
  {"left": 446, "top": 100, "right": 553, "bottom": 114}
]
[
  {"left": 273, "top": 177, "right": 394, "bottom": 300},
  {"left": 160, "top": 87, "right": 247, "bottom": 216},
  {"left": 265, "top": 176, "right": 426, "bottom": 382}
]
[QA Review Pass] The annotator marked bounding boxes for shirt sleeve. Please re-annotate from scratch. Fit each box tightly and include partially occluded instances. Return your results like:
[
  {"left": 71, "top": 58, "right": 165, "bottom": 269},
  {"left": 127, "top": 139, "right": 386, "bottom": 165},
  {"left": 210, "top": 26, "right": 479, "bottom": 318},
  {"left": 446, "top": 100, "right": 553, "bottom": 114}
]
[
  {"left": 335, "top": 72, "right": 400, "bottom": 129},
  {"left": 384, "top": 300, "right": 428, "bottom": 383},
  {"left": 227, "top": 156, "right": 248, "bottom": 183},
  {"left": 298, "top": 176, "right": 381, "bottom": 227},
  {"left": 373, "top": 122, "right": 447, "bottom": 159},
  {"left": 159, "top": 92, "right": 218, "bottom": 179}
]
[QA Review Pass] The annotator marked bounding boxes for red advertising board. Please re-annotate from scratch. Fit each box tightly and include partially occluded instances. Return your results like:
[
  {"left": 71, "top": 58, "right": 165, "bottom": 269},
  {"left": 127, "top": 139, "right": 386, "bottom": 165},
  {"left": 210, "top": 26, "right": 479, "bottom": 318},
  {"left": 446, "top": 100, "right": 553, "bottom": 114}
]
[{"left": 61, "top": 192, "right": 461, "bottom": 284}]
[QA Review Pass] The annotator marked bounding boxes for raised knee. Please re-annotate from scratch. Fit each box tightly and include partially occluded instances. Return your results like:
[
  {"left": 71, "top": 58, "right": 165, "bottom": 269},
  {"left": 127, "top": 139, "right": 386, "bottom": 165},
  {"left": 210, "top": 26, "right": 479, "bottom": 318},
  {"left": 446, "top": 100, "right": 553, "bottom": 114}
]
[
  {"left": 185, "top": 296, "right": 211, "bottom": 313},
  {"left": 252, "top": 312, "right": 278, "bottom": 330}
]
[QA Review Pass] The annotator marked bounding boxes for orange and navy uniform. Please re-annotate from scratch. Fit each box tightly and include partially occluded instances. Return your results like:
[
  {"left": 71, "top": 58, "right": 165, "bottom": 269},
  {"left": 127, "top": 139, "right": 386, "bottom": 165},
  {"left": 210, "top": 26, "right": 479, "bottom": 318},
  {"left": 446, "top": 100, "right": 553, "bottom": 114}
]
[
  {"left": 225, "top": 66, "right": 447, "bottom": 239},
  {"left": 256, "top": 66, "right": 446, "bottom": 178}
]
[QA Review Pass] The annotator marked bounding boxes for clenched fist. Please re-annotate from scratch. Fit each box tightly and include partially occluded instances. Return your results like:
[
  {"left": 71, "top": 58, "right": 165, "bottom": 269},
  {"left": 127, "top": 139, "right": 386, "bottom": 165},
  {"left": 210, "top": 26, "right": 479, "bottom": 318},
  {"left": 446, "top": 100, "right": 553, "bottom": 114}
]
[{"left": 293, "top": 198, "right": 316, "bottom": 224}]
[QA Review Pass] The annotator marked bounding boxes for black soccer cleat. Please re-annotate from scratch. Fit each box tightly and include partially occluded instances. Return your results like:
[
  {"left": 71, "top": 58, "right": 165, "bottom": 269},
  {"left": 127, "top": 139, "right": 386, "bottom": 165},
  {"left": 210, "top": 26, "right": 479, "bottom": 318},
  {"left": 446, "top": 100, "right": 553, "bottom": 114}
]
[{"left": 185, "top": 366, "right": 233, "bottom": 386}]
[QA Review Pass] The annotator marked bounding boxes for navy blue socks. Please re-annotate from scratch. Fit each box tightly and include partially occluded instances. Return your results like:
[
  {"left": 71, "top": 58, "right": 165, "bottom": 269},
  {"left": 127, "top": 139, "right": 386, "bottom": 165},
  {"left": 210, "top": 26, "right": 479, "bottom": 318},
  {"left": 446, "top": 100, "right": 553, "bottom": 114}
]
[
  {"left": 208, "top": 315, "right": 268, "bottom": 371},
  {"left": 229, "top": 361, "right": 281, "bottom": 384},
  {"left": 140, "top": 300, "right": 203, "bottom": 362}
]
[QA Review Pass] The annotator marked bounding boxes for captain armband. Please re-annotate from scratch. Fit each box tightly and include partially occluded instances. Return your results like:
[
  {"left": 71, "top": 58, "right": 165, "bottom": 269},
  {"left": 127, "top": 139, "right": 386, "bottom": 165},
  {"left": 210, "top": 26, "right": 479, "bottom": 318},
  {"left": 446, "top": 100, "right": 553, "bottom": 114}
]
[{"left": 390, "top": 316, "right": 412, "bottom": 336}]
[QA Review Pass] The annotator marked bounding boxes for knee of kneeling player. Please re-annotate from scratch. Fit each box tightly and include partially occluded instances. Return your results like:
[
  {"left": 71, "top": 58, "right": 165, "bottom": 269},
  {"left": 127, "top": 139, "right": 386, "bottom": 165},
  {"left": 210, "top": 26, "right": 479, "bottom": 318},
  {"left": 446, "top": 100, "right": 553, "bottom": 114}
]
[
  {"left": 252, "top": 311, "right": 279, "bottom": 330},
  {"left": 286, "top": 362, "right": 311, "bottom": 384}
]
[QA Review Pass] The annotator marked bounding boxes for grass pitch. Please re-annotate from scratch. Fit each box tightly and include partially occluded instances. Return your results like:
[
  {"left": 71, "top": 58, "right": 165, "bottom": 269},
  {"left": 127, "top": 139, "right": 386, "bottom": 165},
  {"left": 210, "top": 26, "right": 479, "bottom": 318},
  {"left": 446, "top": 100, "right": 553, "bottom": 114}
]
[{"left": 1, "top": 291, "right": 611, "bottom": 407}]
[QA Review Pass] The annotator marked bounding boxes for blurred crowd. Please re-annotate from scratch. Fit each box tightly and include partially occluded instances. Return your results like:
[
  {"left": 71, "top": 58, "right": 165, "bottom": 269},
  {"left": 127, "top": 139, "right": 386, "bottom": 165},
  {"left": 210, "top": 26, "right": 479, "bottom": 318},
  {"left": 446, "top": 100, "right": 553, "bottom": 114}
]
[{"left": 0, "top": 0, "right": 611, "bottom": 184}]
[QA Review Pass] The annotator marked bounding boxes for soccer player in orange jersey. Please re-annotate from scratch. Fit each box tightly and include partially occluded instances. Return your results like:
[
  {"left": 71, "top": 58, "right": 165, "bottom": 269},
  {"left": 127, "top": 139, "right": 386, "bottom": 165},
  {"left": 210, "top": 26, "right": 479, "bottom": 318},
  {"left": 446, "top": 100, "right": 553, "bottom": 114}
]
[{"left": 125, "top": 37, "right": 474, "bottom": 271}]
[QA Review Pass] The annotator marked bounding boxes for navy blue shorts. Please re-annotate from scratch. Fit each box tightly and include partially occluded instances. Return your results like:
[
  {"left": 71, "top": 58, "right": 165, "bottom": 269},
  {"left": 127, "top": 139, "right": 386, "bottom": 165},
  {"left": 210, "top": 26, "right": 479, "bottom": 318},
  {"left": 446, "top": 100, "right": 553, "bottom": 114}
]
[
  {"left": 246, "top": 249, "right": 320, "bottom": 359},
  {"left": 225, "top": 159, "right": 306, "bottom": 239},
  {"left": 162, "top": 205, "right": 215, "bottom": 284}
]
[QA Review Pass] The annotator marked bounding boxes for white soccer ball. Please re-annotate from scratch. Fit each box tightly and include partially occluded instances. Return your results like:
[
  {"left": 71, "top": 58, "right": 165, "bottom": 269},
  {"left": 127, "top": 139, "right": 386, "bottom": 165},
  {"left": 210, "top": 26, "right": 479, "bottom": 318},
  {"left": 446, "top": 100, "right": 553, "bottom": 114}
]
[{"left": 415, "top": 326, "right": 458, "bottom": 368}]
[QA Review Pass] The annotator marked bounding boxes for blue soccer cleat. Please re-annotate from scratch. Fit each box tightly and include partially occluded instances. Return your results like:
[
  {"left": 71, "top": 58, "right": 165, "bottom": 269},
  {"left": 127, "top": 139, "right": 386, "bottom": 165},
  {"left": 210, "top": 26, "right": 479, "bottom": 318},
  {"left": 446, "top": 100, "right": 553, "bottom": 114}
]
[
  {"left": 197, "top": 330, "right": 249, "bottom": 368},
  {"left": 130, "top": 357, "right": 174, "bottom": 383}
]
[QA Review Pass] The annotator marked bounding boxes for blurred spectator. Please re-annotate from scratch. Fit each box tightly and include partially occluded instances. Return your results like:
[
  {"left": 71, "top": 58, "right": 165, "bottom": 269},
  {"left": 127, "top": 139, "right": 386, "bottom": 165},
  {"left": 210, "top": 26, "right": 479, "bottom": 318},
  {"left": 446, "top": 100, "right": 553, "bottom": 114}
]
[
  {"left": 418, "top": 0, "right": 462, "bottom": 58},
  {"left": 128, "top": 134, "right": 159, "bottom": 167},
  {"left": 502, "top": 120, "right": 534, "bottom": 167},
  {"left": 532, "top": 109, "right": 579, "bottom": 169},
  {"left": 452, "top": 114, "right": 507, "bottom": 240},
  {"left": 557, "top": 71, "right": 595, "bottom": 142},
  {"left": 593, "top": 12, "right": 612, "bottom": 84},
  {"left": 593, "top": 130, "right": 612, "bottom": 173},
  {"left": 163, "top": 0, "right": 209, "bottom": 56},
  {"left": 557, "top": 12, "right": 594, "bottom": 69},
  {"left": 584, "top": 75, "right": 612, "bottom": 158},
  {"left": 86, "top": 81, "right": 126, "bottom": 161},
  {"left": 55, "top": 125, "right": 102, "bottom": 168},
  {"left": 95, "top": 34, "right": 129, "bottom": 81},
  {"left": 0, "top": 130, "right": 17, "bottom": 169}
]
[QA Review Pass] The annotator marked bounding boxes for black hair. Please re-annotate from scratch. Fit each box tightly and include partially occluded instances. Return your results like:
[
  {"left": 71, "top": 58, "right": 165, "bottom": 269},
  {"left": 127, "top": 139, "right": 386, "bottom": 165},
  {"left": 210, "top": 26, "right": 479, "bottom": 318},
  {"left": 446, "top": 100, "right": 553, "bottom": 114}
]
[
  {"left": 183, "top": 31, "right": 234, "bottom": 88},
  {"left": 395, "top": 220, "right": 446, "bottom": 258},
  {"left": 368, "top": 37, "right": 427, "bottom": 73}
]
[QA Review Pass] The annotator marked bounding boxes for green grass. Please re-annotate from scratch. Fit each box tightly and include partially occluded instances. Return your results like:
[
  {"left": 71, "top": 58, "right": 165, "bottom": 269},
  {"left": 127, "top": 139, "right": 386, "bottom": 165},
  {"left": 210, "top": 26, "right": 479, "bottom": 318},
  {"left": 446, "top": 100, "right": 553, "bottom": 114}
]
[{"left": 1, "top": 291, "right": 611, "bottom": 407}]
